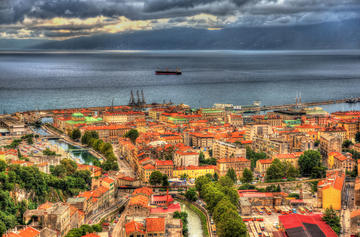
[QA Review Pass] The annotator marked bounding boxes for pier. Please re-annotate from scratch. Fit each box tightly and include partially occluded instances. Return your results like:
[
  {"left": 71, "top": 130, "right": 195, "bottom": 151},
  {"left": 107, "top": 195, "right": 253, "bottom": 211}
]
[{"left": 242, "top": 97, "right": 360, "bottom": 112}]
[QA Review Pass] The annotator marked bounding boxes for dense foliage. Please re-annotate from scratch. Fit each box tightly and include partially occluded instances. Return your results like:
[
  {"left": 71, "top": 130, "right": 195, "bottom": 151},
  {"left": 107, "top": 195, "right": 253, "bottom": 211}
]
[
  {"left": 226, "top": 168, "right": 237, "bottom": 183},
  {"left": 70, "top": 129, "right": 81, "bottom": 140},
  {"left": 342, "top": 140, "right": 353, "bottom": 149},
  {"left": 0, "top": 160, "right": 91, "bottom": 235},
  {"left": 199, "top": 151, "right": 216, "bottom": 165},
  {"left": 195, "top": 175, "right": 247, "bottom": 237},
  {"left": 356, "top": 131, "right": 360, "bottom": 143},
  {"left": 43, "top": 148, "right": 57, "bottom": 156},
  {"left": 124, "top": 129, "right": 139, "bottom": 144},
  {"left": 322, "top": 207, "right": 341, "bottom": 235},
  {"left": 65, "top": 224, "right": 102, "bottom": 237},
  {"left": 265, "top": 159, "right": 298, "bottom": 181},
  {"left": 241, "top": 168, "right": 253, "bottom": 184},
  {"left": 149, "top": 171, "right": 169, "bottom": 186},
  {"left": 81, "top": 131, "right": 118, "bottom": 171},
  {"left": 298, "top": 150, "right": 326, "bottom": 178},
  {"left": 185, "top": 188, "right": 198, "bottom": 202},
  {"left": 246, "top": 147, "right": 267, "bottom": 170},
  {"left": 173, "top": 211, "right": 189, "bottom": 236}
]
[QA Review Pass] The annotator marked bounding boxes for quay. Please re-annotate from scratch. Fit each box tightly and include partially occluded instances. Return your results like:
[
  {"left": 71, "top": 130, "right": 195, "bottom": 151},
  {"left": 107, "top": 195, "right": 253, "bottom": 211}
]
[
  {"left": 246, "top": 97, "right": 360, "bottom": 112},
  {"left": 22, "top": 96, "right": 360, "bottom": 116}
]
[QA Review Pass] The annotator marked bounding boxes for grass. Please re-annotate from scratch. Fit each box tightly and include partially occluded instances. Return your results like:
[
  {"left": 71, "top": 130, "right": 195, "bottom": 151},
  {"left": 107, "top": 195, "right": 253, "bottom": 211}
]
[{"left": 177, "top": 199, "right": 209, "bottom": 237}]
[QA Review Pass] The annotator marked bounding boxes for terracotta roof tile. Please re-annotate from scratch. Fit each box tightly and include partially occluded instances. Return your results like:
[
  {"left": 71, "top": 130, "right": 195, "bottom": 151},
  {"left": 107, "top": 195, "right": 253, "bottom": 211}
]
[{"left": 146, "top": 218, "right": 165, "bottom": 233}]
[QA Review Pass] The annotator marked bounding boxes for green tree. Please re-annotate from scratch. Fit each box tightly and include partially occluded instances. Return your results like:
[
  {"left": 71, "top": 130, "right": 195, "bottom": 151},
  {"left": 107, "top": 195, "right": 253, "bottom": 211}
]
[
  {"left": 0, "top": 161, "right": 6, "bottom": 172},
  {"left": 185, "top": 188, "right": 198, "bottom": 202},
  {"left": 124, "top": 129, "right": 139, "bottom": 144},
  {"left": 213, "top": 172, "right": 219, "bottom": 181},
  {"left": 298, "top": 150, "right": 321, "bottom": 177},
  {"left": 213, "top": 198, "right": 236, "bottom": 223},
  {"left": 149, "top": 171, "right": 163, "bottom": 185},
  {"left": 219, "top": 176, "right": 234, "bottom": 188},
  {"left": 162, "top": 174, "right": 169, "bottom": 187},
  {"left": 70, "top": 129, "right": 81, "bottom": 140},
  {"left": 343, "top": 140, "right": 353, "bottom": 149},
  {"left": 180, "top": 174, "right": 189, "bottom": 181},
  {"left": 266, "top": 159, "right": 284, "bottom": 181},
  {"left": 195, "top": 175, "right": 211, "bottom": 194},
  {"left": 226, "top": 168, "right": 237, "bottom": 183},
  {"left": 26, "top": 137, "right": 33, "bottom": 145},
  {"left": 199, "top": 151, "right": 205, "bottom": 163},
  {"left": 311, "top": 166, "right": 327, "bottom": 178},
  {"left": 0, "top": 221, "right": 6, "bottom": 236},
  {"left": 322, "top": 207, "right": 341, "bottom": 235},
  {"left": 246, "top": 146, "right": 267, "bottom": 170},
  {"left": 241, "top": 168, "right": 253, "bottom": 184},
  {"left": 356, "top": 132, "right": 360, "bottom": 143},
  {"left": 217, "top": 209, "right": 247, "bottom": 237},
  {"left": 60, "top": 158, "right": 78, "bottom": 175}
]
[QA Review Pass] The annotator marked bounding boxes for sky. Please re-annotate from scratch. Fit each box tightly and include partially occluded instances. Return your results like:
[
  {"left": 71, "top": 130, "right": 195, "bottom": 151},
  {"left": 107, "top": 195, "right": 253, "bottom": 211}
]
[{"left": 1, "top": 0, "right": 360, "bottom": 40}]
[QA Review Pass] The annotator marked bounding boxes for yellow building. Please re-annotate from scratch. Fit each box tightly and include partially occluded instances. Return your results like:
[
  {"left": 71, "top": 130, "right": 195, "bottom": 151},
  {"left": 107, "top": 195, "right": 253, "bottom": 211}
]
[
  {"left": 255, "top": 159, "right": 273, "bottom": 176},
  {"left": 173, "top": 165, "right": 216, "bottom": 179},
  {"left": 142, "top": 164, "right": 155, "bottom": 183},
  {"left": 317, "top": 171, "right": 344, "bottom": 210}
]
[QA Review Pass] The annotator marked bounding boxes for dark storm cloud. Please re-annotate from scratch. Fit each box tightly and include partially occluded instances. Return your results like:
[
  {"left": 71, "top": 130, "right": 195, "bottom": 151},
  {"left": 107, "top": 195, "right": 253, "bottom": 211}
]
[
  {"left": 2, "top": 0, "right": 360, "bottom": 40},
  {"left": 2, "top": 0, "right": 360, "bottom": 24}
]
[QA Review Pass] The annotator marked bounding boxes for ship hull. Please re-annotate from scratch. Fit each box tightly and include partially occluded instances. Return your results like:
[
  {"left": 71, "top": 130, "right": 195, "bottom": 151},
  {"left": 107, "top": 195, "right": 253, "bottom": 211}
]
[{"left": 155, "top": 71, "right": 182, "bottom": 75}]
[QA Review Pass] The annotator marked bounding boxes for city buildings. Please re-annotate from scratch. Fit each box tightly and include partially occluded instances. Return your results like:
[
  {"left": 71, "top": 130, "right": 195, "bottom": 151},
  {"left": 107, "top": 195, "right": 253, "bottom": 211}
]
[{"left": 216, "top": 157, "right": 251, "bottom": 179}]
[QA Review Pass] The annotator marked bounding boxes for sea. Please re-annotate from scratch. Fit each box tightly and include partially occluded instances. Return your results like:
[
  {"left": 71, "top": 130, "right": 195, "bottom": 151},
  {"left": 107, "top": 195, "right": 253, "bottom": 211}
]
[{"left": 1, "top": 50, "right": 360, "bottom": 114}]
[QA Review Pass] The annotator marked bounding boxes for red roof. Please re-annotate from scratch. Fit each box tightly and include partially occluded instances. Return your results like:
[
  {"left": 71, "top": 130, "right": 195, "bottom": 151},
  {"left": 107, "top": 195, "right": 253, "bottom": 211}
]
[
  {"left": 146, "top": 218, "right": 165, "bottom": 233},
  {"left": 81, "top": 234, "right": 100, "bottom": 237},
  {"left": 278, "top": 214, "right": 337, "bottom": 237},
  {"left": 150, "top": 203, "right": 181, "bottom": 214},
  {"left": 133, "top": 187, "right": 153, "bottom": 196},
  {"left": 152, "top": 195, "right": 174, "bottom": 203},
  {"left": 217, "top": 157, "right": 249, "bottom": 163},
  {"left": 15, "top": 227, "right": 40, "bottom": 237},
  {"left": 125, "top": 221, "right": 145, "bottom": 235},
  {"left": 258, "top": 159, "right": 273, "bottom": 164},
  {"left": 143, "top": 164, "right": 155, "bottom": 170},
  {"left": 155, "top": 159, "right": 174, "bottom": 166}
]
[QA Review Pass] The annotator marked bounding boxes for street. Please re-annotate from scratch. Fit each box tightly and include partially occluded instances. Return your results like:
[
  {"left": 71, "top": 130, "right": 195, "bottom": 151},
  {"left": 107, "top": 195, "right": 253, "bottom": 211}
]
[{"left": 86, "top": 199, "right": 128, "bottom": 225}]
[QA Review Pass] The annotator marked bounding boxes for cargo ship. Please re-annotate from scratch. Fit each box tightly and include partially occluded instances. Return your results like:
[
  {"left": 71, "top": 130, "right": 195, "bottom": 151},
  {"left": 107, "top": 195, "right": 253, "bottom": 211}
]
[{"left": 155, "top": 69, "right": 182, "bottom": 75}]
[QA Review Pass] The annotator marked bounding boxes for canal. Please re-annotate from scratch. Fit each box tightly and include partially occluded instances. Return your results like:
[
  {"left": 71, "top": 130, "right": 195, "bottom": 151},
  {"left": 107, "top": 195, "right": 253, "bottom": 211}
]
[
  {"left": 179, "top": 202, "right": 204, "bottom": 237},
  {"left": 31, "top": 126, "right": 100, "bottom": 166}
]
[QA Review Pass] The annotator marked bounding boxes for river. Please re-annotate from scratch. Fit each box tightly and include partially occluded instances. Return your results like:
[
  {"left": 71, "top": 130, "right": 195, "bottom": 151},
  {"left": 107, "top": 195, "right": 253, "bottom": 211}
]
[{"left": 180, "top": 203, "right": 204, "bottom": 237}]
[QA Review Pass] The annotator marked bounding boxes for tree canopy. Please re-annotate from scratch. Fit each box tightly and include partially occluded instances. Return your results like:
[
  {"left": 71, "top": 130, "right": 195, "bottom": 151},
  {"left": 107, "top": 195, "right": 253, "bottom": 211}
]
[
  {"left": 70, "top": 129, "right": 81, "bottom": 140},
  {"left": 246, "top": 146, "right": 267, "bottom": 170},
  {"left": 241, "top": 168, "right": 253, "bottom": 184},
  {"left": 226, "top": 168, "right": 237, "bottom": 183},
  {"left": 266, "top": 159, "right": 298, "bottom": 181},
  {"left": 149, "top": 171, "right": 163, "bottom": 185},
  {"left": 322, "top": 207, "right": 341, "bottom": 235},
  {"left": 185, "top": 188, "right": 198, "bottom": 202},
  {"left": 124, "top": 129, "right": 139, "bottom": 144},
  {"left": 195, "top": 175, "right": 246, "bottom": 237},
  {"left": 298, "top": 150, "right": 322, "bottom": 177},
  {"left": 356, "top": 131, "right": 360, "bottom": 143}
]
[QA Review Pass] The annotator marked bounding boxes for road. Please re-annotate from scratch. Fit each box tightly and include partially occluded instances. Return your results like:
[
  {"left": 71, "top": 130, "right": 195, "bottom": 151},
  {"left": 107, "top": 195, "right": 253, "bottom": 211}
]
[
  {"left": 86, "top": 199, "right": 128, "bottom": 225},
  {"left": 113, "top": 145, "right": 135, "bottom": 178},
  {"left": 340, "top": 181, "right": 354, "bottom": 237}
]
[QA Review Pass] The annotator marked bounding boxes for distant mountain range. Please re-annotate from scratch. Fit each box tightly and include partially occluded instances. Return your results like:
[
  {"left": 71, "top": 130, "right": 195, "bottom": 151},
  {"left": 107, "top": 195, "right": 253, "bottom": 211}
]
[{"left": 4, "top": 18, "right": 360, "bottom": 50}]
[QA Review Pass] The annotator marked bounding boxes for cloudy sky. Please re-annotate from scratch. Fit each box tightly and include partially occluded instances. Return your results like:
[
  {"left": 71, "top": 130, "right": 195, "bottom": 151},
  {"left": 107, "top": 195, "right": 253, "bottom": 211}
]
[{"left": 1, "top": 0, "right": 360, "bottom": 40}]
